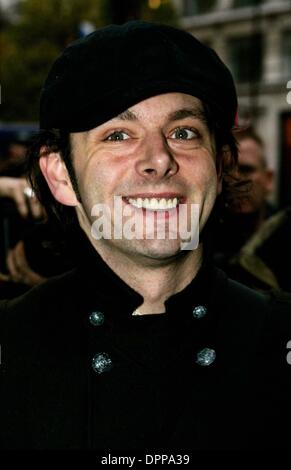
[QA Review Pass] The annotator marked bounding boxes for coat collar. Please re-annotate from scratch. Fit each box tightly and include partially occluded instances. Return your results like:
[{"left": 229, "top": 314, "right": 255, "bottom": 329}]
[{"left": 71, "top": 231, "right": 227, "bottom": 324}]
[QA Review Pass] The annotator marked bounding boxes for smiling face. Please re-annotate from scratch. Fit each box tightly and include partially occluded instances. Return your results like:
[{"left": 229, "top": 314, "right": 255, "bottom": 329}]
[{"left": 42, "top": 93, "right": 222, "bottom": 265}]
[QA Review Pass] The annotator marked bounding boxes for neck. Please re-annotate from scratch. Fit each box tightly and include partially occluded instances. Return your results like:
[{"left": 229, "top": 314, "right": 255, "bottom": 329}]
[
  {"left": 77, "top": 210, "right": 203, "bottom": 315},
  {"left": 100, "top": 246, "right": 203, "bottom": 314}
]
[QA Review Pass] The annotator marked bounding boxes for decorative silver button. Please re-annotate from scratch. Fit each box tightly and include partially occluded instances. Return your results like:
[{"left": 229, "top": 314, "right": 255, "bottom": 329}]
[
  {"left": 89, "top": 311, "right": 105, "bottom": 326},
  {"left": 92, "top": 353, "right": 113, "bottom": 374},
  {"left": 196, "top": 348, "right": 216, "bottom": 366},
  {"left": 192, "top": 305, "right": 207, "bottom": 319}
]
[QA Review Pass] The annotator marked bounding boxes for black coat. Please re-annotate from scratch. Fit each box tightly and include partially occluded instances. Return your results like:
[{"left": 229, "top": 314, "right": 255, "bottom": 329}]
[{"left": 0, "top": 244, "right": 291, "bottom": 450}]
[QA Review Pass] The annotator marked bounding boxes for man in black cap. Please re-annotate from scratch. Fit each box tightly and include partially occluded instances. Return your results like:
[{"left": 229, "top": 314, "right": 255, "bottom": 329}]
[{"left": 0, "top": 21, "right": 291, "bottom": 450}]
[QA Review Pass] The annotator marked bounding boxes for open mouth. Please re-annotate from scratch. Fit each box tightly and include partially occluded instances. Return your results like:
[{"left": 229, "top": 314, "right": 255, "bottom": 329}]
[{"left": 123, "top": 195, "right": 185, "bottom": 211}]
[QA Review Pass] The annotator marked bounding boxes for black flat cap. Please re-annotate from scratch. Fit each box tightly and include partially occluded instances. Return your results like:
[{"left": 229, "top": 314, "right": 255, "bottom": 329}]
[{"left": 40, "top": 21, "right": 237, "bottom": 132}]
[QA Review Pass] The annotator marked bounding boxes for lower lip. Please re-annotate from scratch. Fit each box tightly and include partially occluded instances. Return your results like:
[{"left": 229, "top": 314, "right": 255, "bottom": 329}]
[{"left": 143, "top": 206, "right": 178, "bottom": 220}]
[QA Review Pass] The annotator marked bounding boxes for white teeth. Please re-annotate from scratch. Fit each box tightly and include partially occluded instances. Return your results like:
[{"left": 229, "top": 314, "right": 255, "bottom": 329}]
[
  {"left": 168, "top": 198, "right": 177, "bottom": 208},
  {"left": 159, "top": 198, "right": 166, "bottom": 209},
  {"left": 127, "top": 197, "right": 179, "bottom": 210}
]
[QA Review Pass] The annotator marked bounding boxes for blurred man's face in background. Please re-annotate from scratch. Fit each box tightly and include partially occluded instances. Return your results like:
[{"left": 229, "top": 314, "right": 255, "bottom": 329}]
[
  {"left": 234, "top": 137, "right": 274, "bottom": 214},
  {"left": 8, "top": 143, "right": 27, "bottom": 162}
]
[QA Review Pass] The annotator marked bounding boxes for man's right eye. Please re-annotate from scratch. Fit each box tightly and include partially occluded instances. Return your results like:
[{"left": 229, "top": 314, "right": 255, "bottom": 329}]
[{"left": 105, "top": 131, "right": 130, "bottom": 141}]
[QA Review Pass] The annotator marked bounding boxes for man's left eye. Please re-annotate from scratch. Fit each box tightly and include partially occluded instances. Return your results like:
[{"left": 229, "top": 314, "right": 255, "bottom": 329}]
[
  {"left": 106, "top": 131, "right": 130, "bottom": 141},
  {"left": 170, "top": 128, "right": 197, "bottom": 140}
]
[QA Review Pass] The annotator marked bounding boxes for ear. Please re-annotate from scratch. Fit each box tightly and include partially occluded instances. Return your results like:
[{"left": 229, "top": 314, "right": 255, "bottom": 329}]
[{"left": 39, "top": 148, "right": 78, "bottom": 206}]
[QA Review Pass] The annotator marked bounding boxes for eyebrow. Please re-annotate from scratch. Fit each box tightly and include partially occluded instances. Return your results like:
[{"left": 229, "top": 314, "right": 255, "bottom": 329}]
[
  {"left": 115, "top": 110, "right": 138, "bottom": 121},
  {"left": 167, "top": 108, "right": 207, "bottom": 123},
  {"left": 114, "top": 107, "right": 207, "bottom": 124}
]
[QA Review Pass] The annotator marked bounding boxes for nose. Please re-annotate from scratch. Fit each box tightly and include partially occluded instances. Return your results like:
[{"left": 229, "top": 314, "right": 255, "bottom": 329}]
[{"left": 135, "top": 134, "right": 179, "bottom": 181}]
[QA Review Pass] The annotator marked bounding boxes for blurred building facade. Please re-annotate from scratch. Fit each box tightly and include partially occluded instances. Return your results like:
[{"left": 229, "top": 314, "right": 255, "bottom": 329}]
[{"left": 173, "top": 0, "right": 291, "bottom": 207}]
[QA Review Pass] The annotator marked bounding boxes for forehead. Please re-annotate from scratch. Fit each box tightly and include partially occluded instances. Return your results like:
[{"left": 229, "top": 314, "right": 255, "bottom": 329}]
[
  {"left": 238, "top": 138, "right": 264, "bottom": 165},
  {"left": 122, "top": 93, "right": 205, "bottom": 120},
  {"left": 71, "top": 93, "right": 208, "bottom": 147},
  {"left": 93, "top": 93, "right": 205, "bottom": 131}
]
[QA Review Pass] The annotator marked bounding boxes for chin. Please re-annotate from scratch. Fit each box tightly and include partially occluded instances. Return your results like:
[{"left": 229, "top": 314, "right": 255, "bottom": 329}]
[{"left": 130, "top": 238, "right": 187, "bottom": 261}]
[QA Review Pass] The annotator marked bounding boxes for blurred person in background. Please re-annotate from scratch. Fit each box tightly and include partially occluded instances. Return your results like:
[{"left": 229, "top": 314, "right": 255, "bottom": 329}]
[
  {"left": 214, "top": 128, "right": 276, "bottom": 271},
  {"left": 0, "top": 138, "right": 27, "bottom": 176},
  {"left": 0, "top": 134, "right": 44, "bottom": 295},
  {"left": 231, "top": 128, "right": 275, "bottom": 221},
  {"left": 0, "top": 135, "right": 70, "bottom": 296},
  {"left": 0, "top": 135, "right": 39, "bottom": 218},
  {"left": 228, "top": 206, "right": 291, "bottom": 292},
  {"left": 214, "top": 128, "right": 291, "bottom": 293},
  {"left": 0, "top": 175, "right": 42, "bottom": 219}
]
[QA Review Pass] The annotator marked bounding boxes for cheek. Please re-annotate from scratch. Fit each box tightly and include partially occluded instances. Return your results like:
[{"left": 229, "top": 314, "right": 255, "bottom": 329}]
[
  {"left": 78, "top": 158, "right": 104, "bottom": 189},
  {"left": 190, "top": 158, "right": 218, "bottom": 194},
  {"left": 79, "top": 158, "right": 130, "bottom": 205}
]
